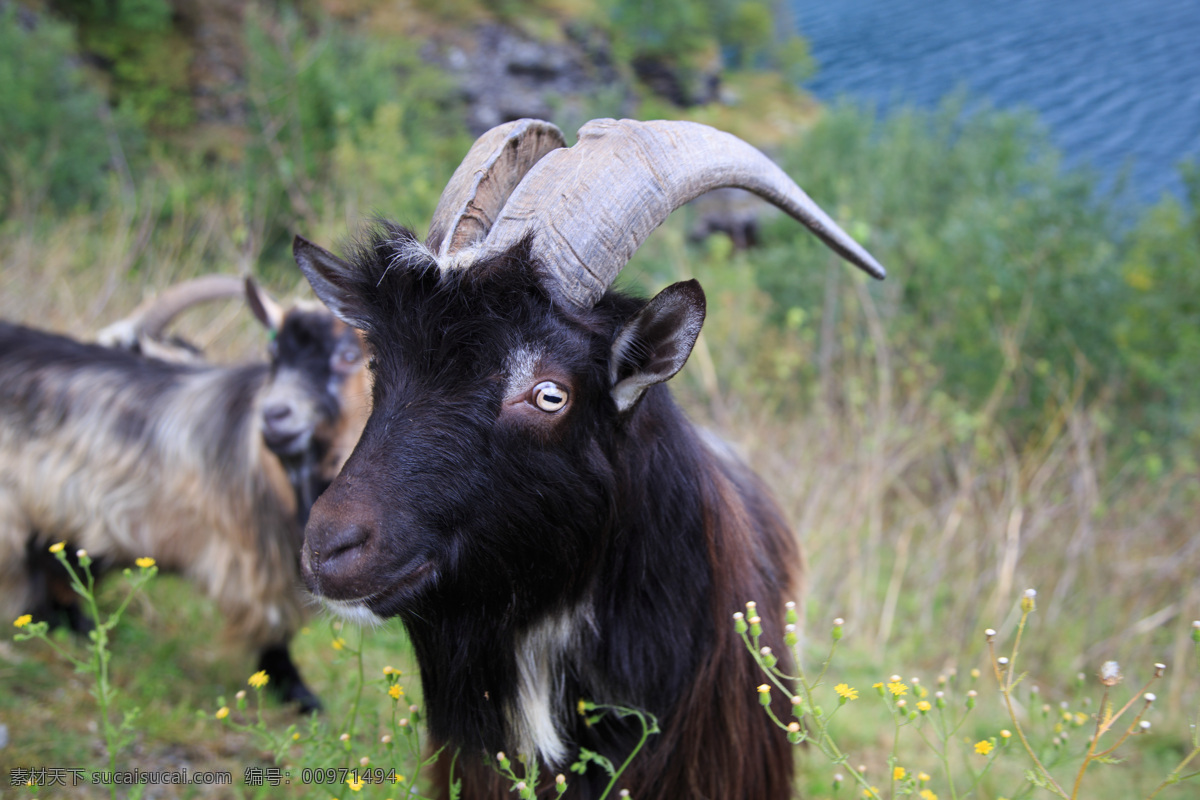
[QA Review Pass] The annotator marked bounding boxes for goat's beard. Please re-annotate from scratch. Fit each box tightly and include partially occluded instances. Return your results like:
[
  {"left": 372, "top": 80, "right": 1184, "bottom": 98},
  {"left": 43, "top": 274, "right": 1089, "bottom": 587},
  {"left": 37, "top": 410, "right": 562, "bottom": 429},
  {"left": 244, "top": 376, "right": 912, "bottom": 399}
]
[{"left": 316, "top": 597, "right": 388, "bottom": 628}]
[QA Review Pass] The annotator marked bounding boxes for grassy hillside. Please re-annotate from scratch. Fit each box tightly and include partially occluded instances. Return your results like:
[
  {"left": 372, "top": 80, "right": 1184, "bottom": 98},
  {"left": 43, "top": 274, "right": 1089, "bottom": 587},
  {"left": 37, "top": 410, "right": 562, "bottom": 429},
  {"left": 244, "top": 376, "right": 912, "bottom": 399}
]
[{"left": 2, "top": 2, "right": 1199, "bottom": 798}]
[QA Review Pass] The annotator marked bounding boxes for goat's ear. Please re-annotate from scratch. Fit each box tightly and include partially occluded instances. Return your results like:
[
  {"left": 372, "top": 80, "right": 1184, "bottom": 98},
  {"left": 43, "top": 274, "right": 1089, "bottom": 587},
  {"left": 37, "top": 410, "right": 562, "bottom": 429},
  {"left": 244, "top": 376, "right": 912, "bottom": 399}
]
[
  {"left": 292, "top": 236, "right": 371, "bottom": 331},
  {"left": 609, "top": 279, "right": 706, "bottom": 413},
  {"left": 245, "top": 277, "right": 285, "bottom": 332}
]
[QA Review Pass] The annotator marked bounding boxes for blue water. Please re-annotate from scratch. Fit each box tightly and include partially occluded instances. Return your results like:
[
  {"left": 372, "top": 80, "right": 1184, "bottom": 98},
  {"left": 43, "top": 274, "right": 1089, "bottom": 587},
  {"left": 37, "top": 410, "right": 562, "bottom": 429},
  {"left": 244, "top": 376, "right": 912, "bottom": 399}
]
[{"left": 789, "top": 0, "right": 1200, "bottom": 204}]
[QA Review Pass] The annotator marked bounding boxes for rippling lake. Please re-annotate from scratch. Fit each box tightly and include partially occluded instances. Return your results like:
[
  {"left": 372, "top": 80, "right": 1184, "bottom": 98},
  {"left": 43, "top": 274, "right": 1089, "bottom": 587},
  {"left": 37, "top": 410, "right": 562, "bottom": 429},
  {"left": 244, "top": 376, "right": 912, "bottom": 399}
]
[{"left": 790, "top": 0, "right": 1200, "bottom": 203}]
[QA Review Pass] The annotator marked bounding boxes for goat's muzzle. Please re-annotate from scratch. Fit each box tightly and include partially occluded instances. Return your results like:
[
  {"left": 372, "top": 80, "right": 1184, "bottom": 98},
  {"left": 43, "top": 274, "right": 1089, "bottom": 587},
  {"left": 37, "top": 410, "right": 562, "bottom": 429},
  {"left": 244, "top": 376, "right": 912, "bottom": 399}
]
[
  {"left": 300, "top": 479, "right": 433, "bottom": 617},
  {"left": 261, "top": 399, "right": 312, "bottom": 456},
  {"left": 300, "top": 486, "right": 378, "bottom": 601}
]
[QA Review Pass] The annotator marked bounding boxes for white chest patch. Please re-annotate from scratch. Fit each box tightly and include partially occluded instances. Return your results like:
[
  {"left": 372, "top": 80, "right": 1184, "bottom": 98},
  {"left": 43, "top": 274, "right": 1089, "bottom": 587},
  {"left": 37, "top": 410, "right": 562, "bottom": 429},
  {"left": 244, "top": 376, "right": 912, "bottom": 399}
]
[{"left": 509, "top": 604, "right": 591, "bottom": 766}]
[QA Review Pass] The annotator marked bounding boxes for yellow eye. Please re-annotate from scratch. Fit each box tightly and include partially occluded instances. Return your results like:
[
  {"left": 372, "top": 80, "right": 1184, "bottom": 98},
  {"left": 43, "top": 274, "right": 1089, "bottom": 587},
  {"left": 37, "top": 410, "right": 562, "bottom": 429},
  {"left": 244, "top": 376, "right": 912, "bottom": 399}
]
[{"left": 532, "top": 381, "right": 568, "bottom": 413}]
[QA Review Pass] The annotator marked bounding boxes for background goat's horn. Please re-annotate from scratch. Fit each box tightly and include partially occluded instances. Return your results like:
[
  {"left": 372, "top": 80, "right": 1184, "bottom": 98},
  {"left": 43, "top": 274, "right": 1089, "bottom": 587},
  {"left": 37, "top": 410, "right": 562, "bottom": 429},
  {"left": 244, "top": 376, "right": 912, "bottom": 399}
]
[
  {"left": 426, "top": 118, "right": 566, "bottom": 258},
  {"left": 482, "top": 118, "right": 887, "bottom": 310},
  {"left": 96, "top": 274, "right": 246, "bottom": 346}
]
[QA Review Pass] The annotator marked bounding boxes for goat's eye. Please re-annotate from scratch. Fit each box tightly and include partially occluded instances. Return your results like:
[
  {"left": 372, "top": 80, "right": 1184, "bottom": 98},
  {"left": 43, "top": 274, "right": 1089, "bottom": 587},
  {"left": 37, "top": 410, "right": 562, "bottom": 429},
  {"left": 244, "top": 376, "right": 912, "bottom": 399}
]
[
  {"left": 331, "top": 342, "right": 362, "bottom": 374},
  {"left": 532, "top": 381, "right": 568, "bottom": 413}
]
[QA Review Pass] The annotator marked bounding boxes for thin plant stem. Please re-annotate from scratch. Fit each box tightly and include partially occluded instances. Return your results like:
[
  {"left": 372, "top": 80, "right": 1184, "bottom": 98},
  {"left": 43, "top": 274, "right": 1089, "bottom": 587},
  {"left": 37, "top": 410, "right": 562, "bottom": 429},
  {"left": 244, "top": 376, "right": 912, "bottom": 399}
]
[
  {"left": 990, "top": 613, "right": 1069, "bottom": 798},
  {"left": 596, "top": 708, "right": 655, "bottom": 800}
]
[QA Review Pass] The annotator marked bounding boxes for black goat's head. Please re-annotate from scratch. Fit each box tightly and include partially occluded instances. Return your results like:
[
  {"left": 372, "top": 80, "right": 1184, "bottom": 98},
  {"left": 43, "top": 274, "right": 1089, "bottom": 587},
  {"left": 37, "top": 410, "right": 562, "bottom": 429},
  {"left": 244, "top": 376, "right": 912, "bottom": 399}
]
[
  {"left": 292, "top": 118, "right": 884, "bottom": 625},
  {"left": 293, "top": 228, "right": 708, "bottom": 627}
]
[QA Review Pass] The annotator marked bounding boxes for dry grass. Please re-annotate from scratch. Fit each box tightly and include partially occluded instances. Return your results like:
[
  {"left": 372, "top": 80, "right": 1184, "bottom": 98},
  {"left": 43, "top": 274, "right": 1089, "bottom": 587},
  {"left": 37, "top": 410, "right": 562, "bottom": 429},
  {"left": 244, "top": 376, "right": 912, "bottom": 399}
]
[{"left": 640, "top": 220, "right": 1200, "bottom": 718}]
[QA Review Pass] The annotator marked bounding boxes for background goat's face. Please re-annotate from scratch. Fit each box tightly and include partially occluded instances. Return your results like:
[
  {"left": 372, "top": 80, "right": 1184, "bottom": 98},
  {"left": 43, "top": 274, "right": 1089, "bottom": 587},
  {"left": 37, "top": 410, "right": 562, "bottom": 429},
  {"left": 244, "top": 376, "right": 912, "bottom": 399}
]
[
  {"left": 251, "top": 289, "right": 368, "bottom": 464},
  {"left": 295, "top": 228, "right": 704, "bottom": 626}
]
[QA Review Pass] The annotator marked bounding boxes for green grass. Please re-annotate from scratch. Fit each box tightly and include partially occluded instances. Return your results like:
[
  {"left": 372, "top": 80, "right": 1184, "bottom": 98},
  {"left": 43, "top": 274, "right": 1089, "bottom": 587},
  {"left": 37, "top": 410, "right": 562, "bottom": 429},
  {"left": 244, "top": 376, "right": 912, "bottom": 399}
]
[{"left": 3, "top": 573, "right": 424, "bottom": 798}]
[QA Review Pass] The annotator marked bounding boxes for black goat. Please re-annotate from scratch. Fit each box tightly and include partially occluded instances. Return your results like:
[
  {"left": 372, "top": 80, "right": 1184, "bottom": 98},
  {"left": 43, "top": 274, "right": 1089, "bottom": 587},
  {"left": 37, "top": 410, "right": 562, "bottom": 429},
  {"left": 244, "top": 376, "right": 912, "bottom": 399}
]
[{"left": 294, "top": 118, "right": 885, "bottom": 797}]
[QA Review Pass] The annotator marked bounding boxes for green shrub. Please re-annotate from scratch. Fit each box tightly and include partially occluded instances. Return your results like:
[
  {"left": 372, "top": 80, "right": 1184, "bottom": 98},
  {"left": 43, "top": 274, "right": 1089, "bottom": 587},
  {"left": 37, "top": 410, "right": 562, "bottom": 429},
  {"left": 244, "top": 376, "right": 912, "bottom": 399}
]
[
  {"left": 50, "top": 0, "right": 194, "bottom": 131},
  {"left": 242, "top": 7, "right": 469, "bottom": 244},
  {"left": 0, "top": 6, "right": 132, "bottom": 215},
  {"left": 739, "top": 96, "right": 1198, "bottom": 449},
  {"left": 1113, "top": 162, "right": 1200, "bottom": 444}
]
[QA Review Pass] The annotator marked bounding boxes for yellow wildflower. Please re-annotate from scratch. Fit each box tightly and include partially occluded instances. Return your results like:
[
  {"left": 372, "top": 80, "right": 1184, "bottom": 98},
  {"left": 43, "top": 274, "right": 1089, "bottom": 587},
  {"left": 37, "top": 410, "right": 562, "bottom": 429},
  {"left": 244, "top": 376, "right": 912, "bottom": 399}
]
[
  {"left": 332, "top": 637, "right": 346, "bottom": 651},
  {"left": 920, "top": 790, "right": 938, "bottom": 800},
  {"left": 887, "top": 680, "right": 908, "bottom": 697},
  {"left": 135, "top": 557, "right": 156, "bottom": 569},
  {"left": 49, "top": 541, "right": 66, "bottom": 554},
  {"left": 393, "top": 774, "right": 406, "bottom": 783},
  {"left": 248, "top": 670, "right": 270, "bottom": 689},
  {"left": 974, "top": 739, "right": 994, "bottom": 755},
  {"left": 215, "top": 707, "right": 229, "bottom": 719},
  {"left": 893, "top": 766, "right": 906, "bottom": 781},
  {"left": 835, "top": 683, "right": 859, "bottom": 700},
  {"left": 383, "top": 665, "right": 395, "bottom": 676},
  {"left": 917, "top": 700, "right": 932, "bottom": 712},
  {"left": 388, "top": 684, "right": 403, "bottom": 700},
  {"left": 917, "top": 772, "right": 931, "bottom": 783},
  {"left": 346, "top": 776, "right": 364, "bottom": 792},
  {"left": 293, "top": 732, "right": 301, "bottom": 740},
  {"left": 862, "top": 787, "right": 880, "bottom": 798},
  {"left": 13, "top": 614, "right": 32, "bottom": 628}
]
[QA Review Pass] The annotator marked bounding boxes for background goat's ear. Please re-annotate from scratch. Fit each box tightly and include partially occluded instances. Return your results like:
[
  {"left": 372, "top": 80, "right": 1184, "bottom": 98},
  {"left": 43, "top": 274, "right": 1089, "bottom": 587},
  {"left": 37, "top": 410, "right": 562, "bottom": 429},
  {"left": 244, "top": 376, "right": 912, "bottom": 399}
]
[
  {"left": 292, "top": 236, "right": 371, "bottom": 331},
  {"left": 245, "top": 277, "right": 285, "bottom": 333},
  {"left": 609, "top": 279, "right": 706, "bottom": 413}
]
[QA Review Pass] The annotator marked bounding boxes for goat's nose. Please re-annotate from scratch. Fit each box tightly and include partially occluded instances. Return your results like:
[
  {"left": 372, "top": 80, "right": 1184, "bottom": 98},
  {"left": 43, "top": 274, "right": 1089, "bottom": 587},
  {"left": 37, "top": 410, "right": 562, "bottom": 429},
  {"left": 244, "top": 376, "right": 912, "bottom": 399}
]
[
  {"left": 317, "top": 524, "right": 370, "bottom": 569},
  {"left": 302, "top": 519, "right": 372, "bottom": 598},
  {"left": 262, "top": 402, "right": 294, "bottom": 425}
]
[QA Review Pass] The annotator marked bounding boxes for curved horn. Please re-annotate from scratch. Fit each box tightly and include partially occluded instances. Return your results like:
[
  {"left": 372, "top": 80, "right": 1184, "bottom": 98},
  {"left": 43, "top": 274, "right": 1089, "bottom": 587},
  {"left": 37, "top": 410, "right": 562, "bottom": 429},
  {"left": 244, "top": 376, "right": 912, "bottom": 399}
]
[
  {"left": 482, "top": 119, "right": 886, "bottom": 310},
  {"left": 96, "top": 274, "right": 246, "bottom": 347},
  {"left": 426, "top": 118, "right": 566, "bottom": 258}
]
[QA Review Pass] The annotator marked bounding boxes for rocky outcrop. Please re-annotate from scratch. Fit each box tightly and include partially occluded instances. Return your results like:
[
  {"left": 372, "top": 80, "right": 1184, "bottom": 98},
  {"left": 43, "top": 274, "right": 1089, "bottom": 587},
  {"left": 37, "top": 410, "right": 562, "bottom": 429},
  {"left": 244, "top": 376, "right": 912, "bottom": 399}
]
[
  {"left": 631, "top": 53, "right": 722, "bottom": 108},
  {"left": 422, "top": 22, "right": 636, "bottom": 136}
]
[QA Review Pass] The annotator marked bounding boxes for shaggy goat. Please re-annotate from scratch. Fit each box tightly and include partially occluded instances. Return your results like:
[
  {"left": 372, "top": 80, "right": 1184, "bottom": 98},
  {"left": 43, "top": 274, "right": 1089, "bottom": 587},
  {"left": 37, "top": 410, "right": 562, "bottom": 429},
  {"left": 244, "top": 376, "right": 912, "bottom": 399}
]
[
  {"left": 294, "top": 118, "right": 885, "bottom": 797},
  {"left": 0, "top": 279, "right": 370, "bottom": 710}
]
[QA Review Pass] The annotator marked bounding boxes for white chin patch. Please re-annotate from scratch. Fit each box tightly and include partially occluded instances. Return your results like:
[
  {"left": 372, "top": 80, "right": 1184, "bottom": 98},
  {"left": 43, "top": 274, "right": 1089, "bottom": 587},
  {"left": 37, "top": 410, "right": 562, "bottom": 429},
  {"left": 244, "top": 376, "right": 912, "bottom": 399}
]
[{"left": 320, "top": 598, "right": 386, "bottom": 628}]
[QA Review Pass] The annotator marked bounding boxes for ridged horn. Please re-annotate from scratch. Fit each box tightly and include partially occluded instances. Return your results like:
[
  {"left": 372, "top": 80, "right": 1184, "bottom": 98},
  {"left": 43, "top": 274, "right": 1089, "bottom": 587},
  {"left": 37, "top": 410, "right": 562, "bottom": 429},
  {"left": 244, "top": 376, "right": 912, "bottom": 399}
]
[
  {"left": 481, "top": 118, "right": 886, "bottom": 310},
  {"left": 96, "top": 274, "right": 245, "bottom": 347},
  {"left": 426, "top": 118, "right": 566, "bottom": 258}
]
